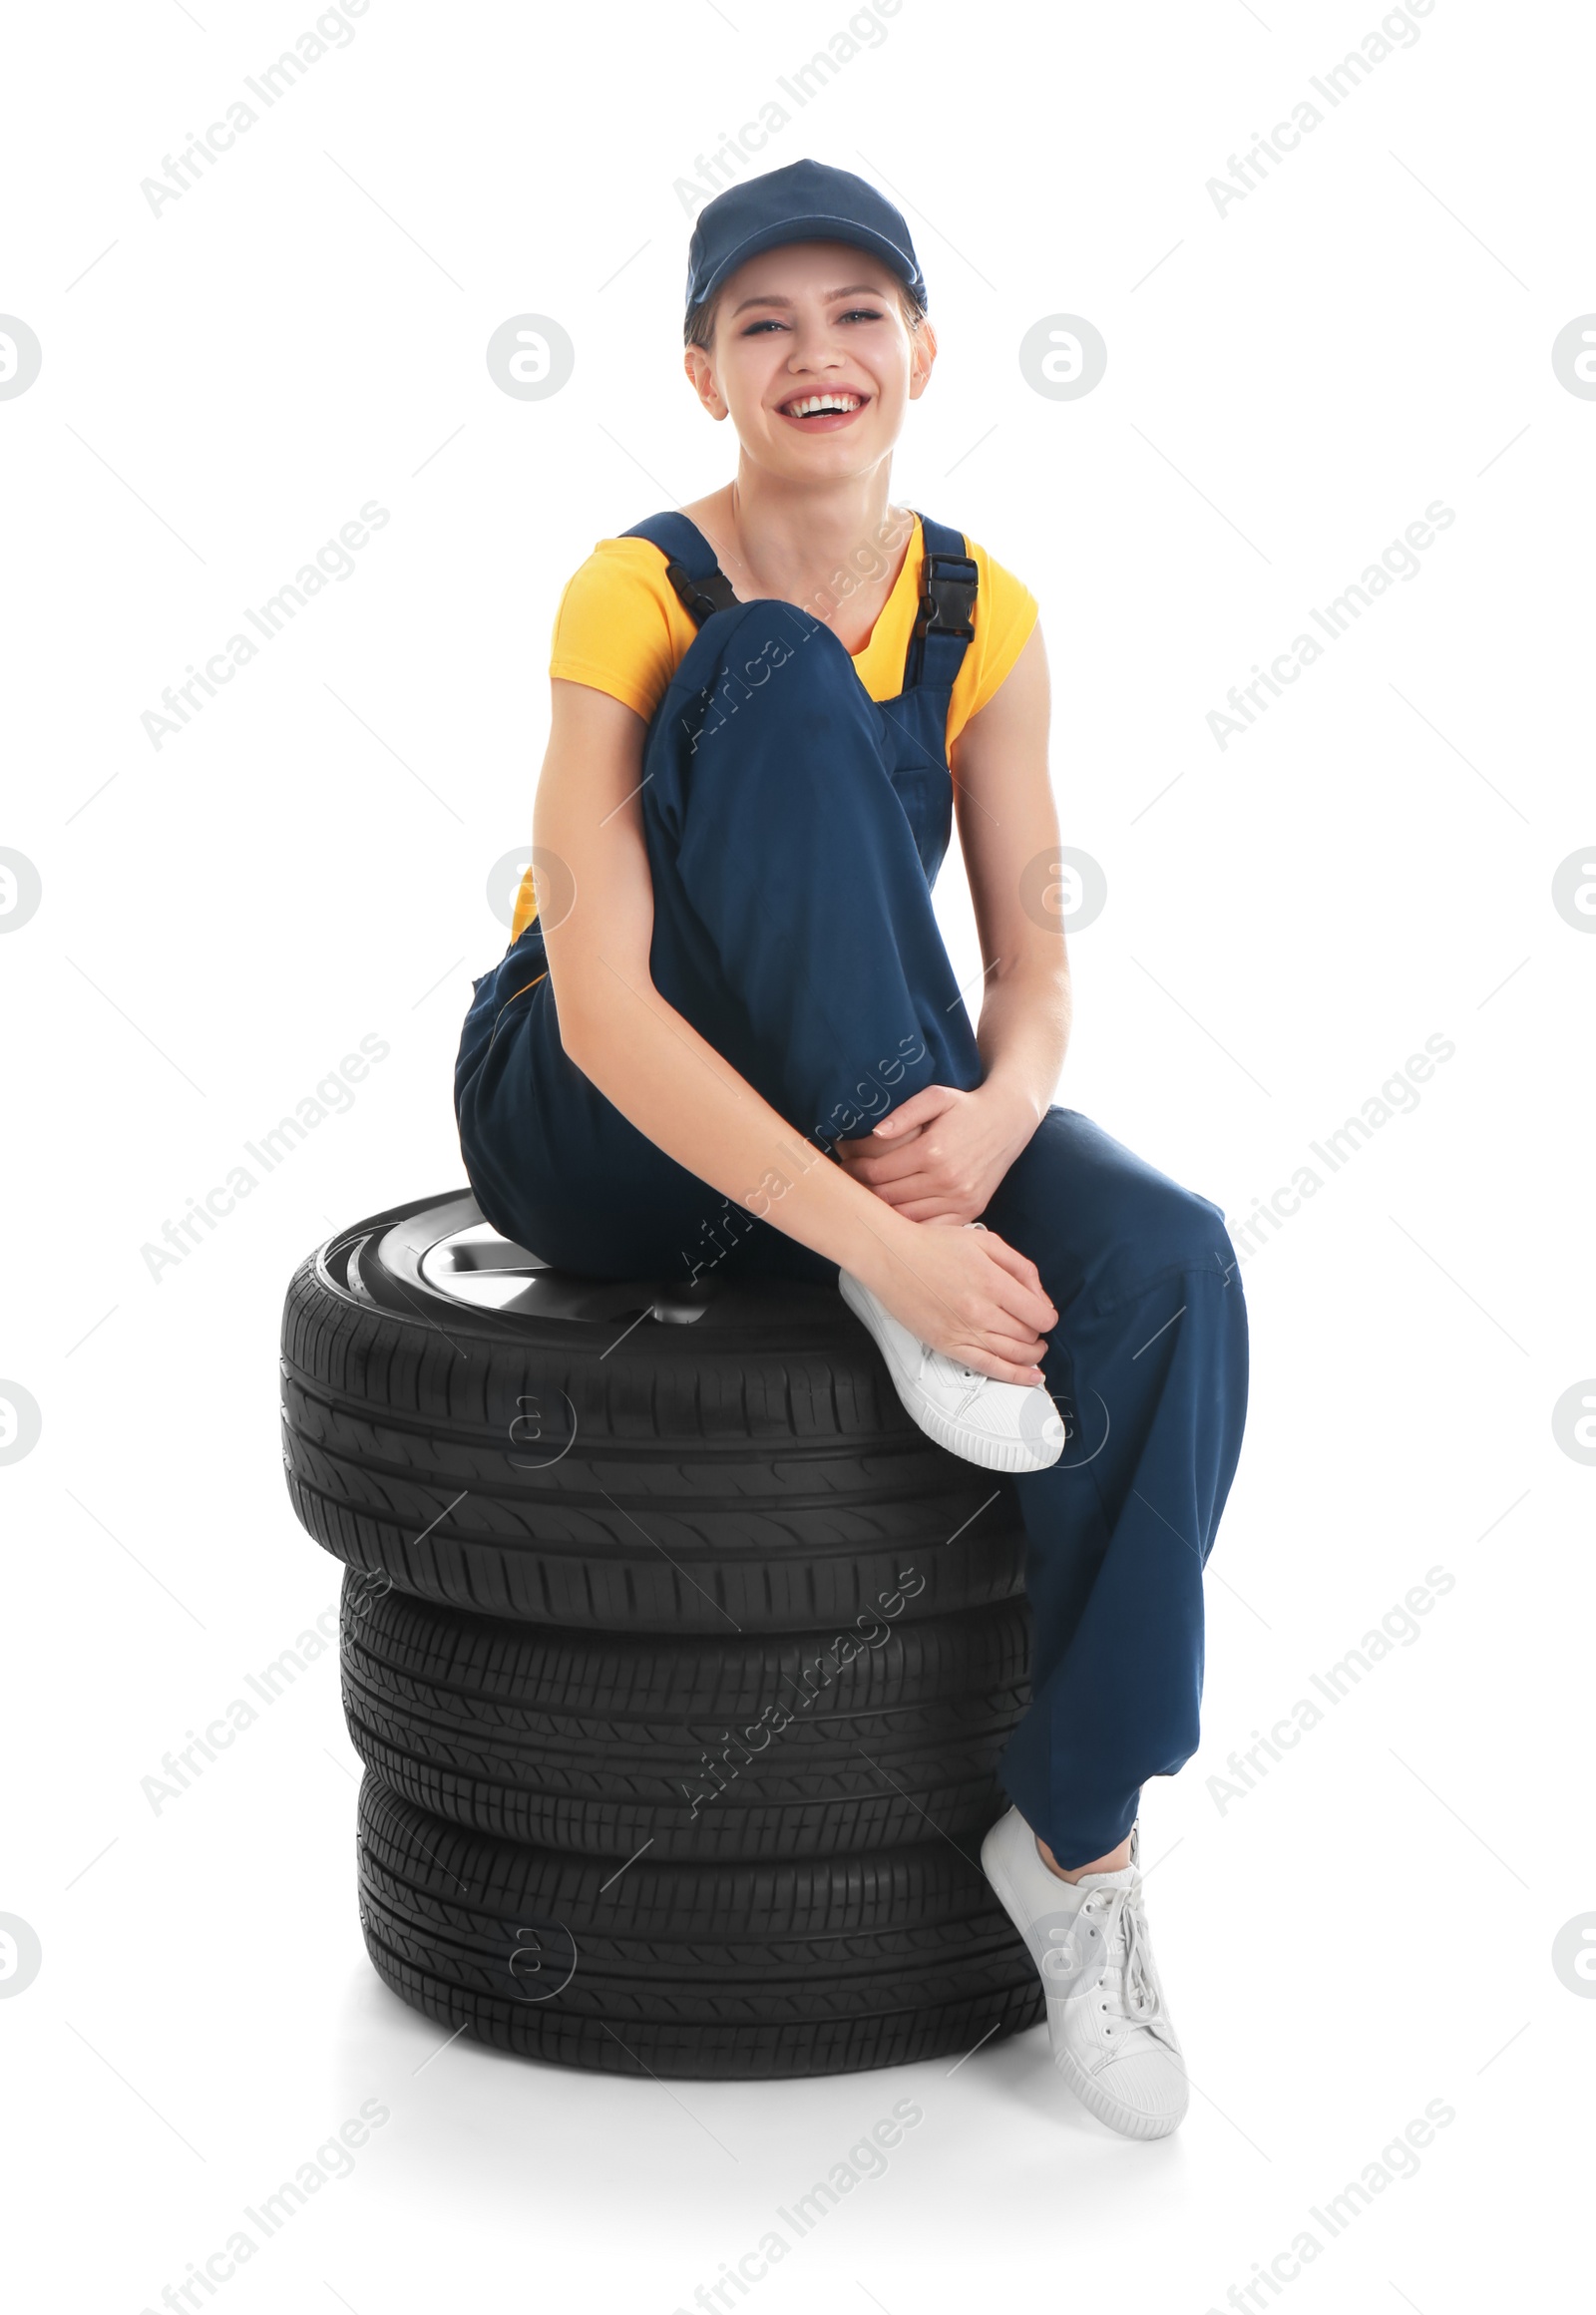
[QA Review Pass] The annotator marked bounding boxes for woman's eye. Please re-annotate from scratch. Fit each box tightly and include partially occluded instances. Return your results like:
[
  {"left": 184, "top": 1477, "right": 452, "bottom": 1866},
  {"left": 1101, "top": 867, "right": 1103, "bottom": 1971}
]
[{"left": 740, "top": 308, "right": 884, "bottom": 334}]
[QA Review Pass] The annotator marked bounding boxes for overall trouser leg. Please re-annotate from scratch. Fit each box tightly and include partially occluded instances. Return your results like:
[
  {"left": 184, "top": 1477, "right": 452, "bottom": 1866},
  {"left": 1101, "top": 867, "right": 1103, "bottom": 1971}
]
[{"left": 981, "top": 1111, "right": 1250, "bottom": 1867}]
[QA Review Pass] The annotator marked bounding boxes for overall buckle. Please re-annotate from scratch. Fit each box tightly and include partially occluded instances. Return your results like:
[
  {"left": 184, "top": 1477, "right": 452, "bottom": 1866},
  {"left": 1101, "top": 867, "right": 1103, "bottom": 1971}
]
[
  {"left": 664, "top": 558, "right": 740, "bottom": 627},
  {"left": 913, "top": 554, "right": 979, "bottom": 641}
]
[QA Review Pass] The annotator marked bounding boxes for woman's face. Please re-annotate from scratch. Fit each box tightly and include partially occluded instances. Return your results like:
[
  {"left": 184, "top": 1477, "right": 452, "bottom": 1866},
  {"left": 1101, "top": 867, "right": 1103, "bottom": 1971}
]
[{"left": 685, "top": 238, "right": 935, "bottom": 483}]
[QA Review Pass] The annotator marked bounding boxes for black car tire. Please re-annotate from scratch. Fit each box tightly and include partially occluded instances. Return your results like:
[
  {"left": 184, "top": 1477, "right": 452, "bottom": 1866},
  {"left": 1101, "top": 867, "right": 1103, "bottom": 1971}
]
[
  {"left": 340, "top": 1569, "right": 1030, "bottom": 1860},
  {"left": 282, "top": 1193, "right": 1029, "bottom": 1632},
  {"left": 357, "top": 1773, "right": 1043, "bottom": 2080}
]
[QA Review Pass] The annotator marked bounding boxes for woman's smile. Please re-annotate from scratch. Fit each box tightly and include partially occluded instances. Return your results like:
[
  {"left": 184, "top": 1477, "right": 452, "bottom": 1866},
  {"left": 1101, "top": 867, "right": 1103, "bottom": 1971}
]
[{"left": 775, "top": 387, "right": 871, "bottom": 431}]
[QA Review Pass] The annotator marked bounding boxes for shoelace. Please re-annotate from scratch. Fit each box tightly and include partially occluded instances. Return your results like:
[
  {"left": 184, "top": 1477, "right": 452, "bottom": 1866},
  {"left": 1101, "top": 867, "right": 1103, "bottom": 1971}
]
[
  {"left": 914, "top": 1342, "right": 992, "bottom": 1418},
  {"left": 1046, "top": 1873, "right": 1179, "bottom": 2052}
]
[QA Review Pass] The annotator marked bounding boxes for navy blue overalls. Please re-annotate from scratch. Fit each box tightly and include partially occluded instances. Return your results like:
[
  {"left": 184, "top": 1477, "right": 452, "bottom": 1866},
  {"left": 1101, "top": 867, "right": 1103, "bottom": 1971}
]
[{"left": 456, "top": 509, "right": 1250, "bottom": 1867}]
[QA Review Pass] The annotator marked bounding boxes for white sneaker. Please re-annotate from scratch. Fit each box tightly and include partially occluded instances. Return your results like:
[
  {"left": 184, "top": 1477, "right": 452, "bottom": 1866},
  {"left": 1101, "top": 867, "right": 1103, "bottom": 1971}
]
[
  {"left": 981, "top": 1806, "right": 1188, "bottom": 2139},
  {"left": 837, "top": 1266, "right": 1065, "bottom": 1474}
]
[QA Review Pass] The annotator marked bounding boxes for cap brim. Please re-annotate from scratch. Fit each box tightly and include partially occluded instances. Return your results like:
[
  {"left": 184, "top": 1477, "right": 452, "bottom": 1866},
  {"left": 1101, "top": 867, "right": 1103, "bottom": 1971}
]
[{"left": 690, "top": 213, "right": 922, "bottom": 314}]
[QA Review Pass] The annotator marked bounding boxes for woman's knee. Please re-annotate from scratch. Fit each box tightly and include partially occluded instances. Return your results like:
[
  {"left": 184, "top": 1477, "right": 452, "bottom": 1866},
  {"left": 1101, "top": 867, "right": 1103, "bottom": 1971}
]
[
  {"left": 1092, "top": 1172, "right": 1236, "bottom": 1311},
  {"left": 684, "top": 607, "right": 873, "bottom": 770},
  {"left": 994, "top": 1113, "right": 1237, "bottom": 1310}
]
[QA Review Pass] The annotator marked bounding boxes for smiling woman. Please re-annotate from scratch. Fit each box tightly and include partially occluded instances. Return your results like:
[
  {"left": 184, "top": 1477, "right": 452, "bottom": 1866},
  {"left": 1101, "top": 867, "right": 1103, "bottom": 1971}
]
[{"left": 450, "top": 156, "right": 1251, "bottom": 2134}]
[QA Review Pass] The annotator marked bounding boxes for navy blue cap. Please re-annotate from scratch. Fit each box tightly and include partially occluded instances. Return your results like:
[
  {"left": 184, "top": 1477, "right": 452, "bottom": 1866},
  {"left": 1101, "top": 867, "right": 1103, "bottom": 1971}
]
[{"left": 684, "top": 159, "right": 927, "bottom": 328}]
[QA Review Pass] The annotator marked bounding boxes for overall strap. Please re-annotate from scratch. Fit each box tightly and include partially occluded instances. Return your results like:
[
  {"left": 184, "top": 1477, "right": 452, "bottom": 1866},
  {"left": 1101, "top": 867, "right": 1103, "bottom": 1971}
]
[
  {"left": 903, "top": 513, "right": 979, "bottom": 692},
  {"left": 620, "top": 511, "right": 739, "bottom": 627}
]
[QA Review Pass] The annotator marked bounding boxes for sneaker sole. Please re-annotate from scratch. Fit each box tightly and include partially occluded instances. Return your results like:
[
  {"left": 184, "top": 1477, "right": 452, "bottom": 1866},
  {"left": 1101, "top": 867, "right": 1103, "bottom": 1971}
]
[
  {"left": 980, "top": 1829, "right": 1188, "bottom": 2142},
  {"left": 1052, "top": 2046, "right": 1188, "bottom": 2141},
  {"left": 838, "top": 1272, "right": 1063, "bottom": 1476}
]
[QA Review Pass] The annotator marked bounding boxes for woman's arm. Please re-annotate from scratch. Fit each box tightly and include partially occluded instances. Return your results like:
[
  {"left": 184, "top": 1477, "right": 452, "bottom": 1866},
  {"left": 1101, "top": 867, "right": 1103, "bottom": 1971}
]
[
  {"left": 532, "top": 677, "right": 1058, "bottom": 1381},
  {"left": 959, "top": 621, "right": 1071, "bottom": 1125},
  {"left": 835, "top": 622, "right": 1070, "bottom": 1221}
]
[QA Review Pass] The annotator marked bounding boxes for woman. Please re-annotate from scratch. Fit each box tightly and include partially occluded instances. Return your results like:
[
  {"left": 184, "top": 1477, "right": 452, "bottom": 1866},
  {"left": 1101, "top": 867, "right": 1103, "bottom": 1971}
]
[{"left": 456, "top": 159, "right": 1249, "bottom": 2139}]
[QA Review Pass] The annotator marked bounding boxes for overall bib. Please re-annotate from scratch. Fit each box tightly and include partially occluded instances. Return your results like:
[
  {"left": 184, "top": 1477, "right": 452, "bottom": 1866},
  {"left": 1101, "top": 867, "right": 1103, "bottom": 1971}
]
[{"left": 455, "top": 510, "right": 1250, "bottom": 1867}]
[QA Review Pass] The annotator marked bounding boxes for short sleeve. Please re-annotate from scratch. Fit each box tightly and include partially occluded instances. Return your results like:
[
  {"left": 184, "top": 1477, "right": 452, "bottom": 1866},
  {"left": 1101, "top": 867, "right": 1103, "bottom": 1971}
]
[
  {"left": 548, "top": 537, "right": 694, "bottom": 723},
  {"left": 949, "top": 546, "right": 1039, "bottom": 743}
]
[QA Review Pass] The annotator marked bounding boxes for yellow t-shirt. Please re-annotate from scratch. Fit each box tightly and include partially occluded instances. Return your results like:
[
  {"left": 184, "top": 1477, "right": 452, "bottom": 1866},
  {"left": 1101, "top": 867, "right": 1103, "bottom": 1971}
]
[{"left": 511, "top": 515, "right": 1038, "bottom": 940}]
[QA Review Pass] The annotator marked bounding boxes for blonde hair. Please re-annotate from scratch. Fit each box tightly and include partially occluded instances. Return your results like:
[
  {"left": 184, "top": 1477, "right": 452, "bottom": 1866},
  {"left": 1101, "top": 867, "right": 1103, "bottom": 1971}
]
[{"left": 684, "top": 273, "right": 928, "bottom": 351}]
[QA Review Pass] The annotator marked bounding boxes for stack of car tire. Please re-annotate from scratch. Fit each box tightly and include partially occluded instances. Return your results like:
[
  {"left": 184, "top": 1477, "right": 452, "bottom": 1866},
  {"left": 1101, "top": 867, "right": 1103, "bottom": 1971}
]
[{"left": 280, "top": 1191, "right": 1042, "bottom": 2080}]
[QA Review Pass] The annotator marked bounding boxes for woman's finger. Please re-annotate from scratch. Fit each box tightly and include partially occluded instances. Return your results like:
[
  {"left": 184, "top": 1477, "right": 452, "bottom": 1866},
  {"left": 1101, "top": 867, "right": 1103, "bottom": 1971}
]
[
  {"left": 979, "top": 1229, "right": 1045, "bottom": 1286},
  {"left": 988, "top": 1288, "right": 1056, "bottom": 1348},
  {"left": 997, "top": 1286, "right": 1057, "bottom": 1343},
  {"left": 956, "top": 1345, "right": 1049, "bottom": 1385},
  {"left": 875, "top": 1085, "right": 957, "bottom": 1135},
  {"left": 835, "top": 1120, "right": 925, "bottom": 1161},
  {"left": 858, "top": 1173, "right": 949, "bottom": 1211},
  {"left": 977, "top": 1234, "right": 1055, "bottom": 1317},
  {"left": 889, "top": 1198, "right": 980, "bottom": 1224},
  {"left": 982, "top": 1258, "right": 1056, "bottom": 1331},
  {"left": 967, "top": 1331, "right": 1049, "bottom": 1369},
  {"left": 838, "top": 1144, "right": 933, "bottom": 1190}
]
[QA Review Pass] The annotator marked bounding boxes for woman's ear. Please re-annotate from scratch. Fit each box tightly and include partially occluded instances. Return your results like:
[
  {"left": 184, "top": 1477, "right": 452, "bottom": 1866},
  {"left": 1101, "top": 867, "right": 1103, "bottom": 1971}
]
[
  {"left": 908, "top": 319, "right": 939, "bottom": 401},
  {"left": 684, "top": 344, "right": 728, "bottom": 421}
]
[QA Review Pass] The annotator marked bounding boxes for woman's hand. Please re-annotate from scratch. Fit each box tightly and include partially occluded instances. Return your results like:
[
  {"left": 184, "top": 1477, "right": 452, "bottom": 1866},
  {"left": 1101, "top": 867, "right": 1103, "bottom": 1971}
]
[
  {"left": 835, "top": 1081, "right": 1039, "bottom": 1225},
  {"left": 856, "top": 1211, "right": 1057, "bottom": 1384}
]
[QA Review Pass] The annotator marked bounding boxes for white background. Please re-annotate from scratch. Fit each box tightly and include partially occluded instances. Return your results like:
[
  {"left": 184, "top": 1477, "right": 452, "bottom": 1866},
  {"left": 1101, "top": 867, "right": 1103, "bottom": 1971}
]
[{"left": 3, "top": 0, "right": 1592, "bottom": 2307}]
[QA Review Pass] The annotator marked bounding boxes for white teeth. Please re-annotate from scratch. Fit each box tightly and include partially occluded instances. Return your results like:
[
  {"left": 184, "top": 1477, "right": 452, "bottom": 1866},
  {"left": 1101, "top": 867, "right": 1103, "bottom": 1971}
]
[{"left": 784, "top": 392, "right": 861, "bottom": 417}]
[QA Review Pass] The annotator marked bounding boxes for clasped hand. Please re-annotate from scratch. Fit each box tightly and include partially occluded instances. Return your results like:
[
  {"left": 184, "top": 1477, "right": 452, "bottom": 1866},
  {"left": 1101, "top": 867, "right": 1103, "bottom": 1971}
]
[{"left": 833, "top": 1081, "right": 1037, "bottom": 1226}]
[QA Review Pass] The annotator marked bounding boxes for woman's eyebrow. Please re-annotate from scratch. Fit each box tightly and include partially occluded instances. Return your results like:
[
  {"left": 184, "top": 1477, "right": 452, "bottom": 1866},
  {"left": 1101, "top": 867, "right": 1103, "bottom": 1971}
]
[{"left": 728, "top": 283, "right": 885, "bottom": 315}]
